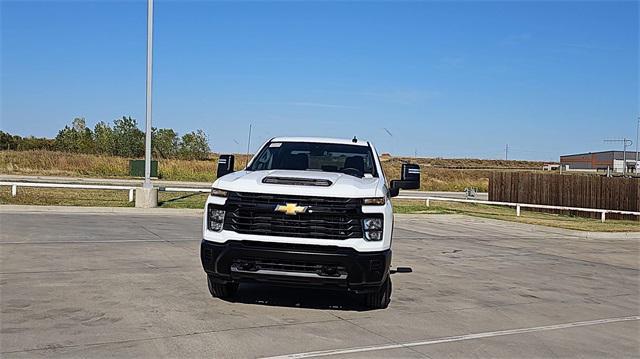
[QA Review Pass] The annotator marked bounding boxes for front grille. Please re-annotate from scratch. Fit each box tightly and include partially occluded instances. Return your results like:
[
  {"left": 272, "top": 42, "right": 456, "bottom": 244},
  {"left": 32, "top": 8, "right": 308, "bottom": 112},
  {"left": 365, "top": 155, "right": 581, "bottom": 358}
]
[{"left": 222, "top": 192, "right": 364, "bottom": 240}]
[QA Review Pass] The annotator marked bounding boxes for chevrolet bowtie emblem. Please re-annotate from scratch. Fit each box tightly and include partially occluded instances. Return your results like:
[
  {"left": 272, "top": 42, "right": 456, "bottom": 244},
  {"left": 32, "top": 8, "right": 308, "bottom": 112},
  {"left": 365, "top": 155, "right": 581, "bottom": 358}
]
[{"left": 275, "top": 203, "right": 308, "bottom": 215}]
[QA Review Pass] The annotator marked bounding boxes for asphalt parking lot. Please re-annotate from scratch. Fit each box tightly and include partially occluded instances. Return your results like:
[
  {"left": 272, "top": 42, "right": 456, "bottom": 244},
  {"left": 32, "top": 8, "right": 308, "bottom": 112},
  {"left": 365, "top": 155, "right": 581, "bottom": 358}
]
[{"left": 1, "top": 207, "right": 638, "bottom": 358}]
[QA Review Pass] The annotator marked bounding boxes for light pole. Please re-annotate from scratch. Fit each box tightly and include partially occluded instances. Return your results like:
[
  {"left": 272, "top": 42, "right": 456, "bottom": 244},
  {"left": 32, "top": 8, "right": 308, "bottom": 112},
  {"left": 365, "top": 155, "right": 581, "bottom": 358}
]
[
  {"left": 143, "top": 0, "right": 154, "bottom": 189},
  {"left": 134, "top": 0, "right": 158, "bottom": 208}
]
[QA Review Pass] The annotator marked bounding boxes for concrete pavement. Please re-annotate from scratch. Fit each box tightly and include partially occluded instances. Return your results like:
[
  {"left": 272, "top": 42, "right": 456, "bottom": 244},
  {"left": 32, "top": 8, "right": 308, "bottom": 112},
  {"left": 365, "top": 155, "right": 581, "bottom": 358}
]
[{"left": 0, "top": 210, "right": 638, "bottom": 358}]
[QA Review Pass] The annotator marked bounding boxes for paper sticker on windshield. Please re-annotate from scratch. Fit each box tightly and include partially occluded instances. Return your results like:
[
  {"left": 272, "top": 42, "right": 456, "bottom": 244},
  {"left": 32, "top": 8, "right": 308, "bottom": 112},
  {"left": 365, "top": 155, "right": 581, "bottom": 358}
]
[{"left": 269, "top": 142, "right": 282, "bottom": 148}]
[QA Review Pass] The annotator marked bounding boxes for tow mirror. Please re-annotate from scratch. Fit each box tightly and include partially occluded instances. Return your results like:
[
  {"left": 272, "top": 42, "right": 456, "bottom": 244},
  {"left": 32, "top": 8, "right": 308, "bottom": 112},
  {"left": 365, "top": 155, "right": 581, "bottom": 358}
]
[
  {"left": 389, "top": 185, "right": 400, "bottom": 198},
  {"left": 390, "top": 164, "right": 420, "bottom": 194},
  {"left": 217, "top": 154, "right": 235, "bottom": 178},
  {"left": 402, "top": 163, "right": 421, "bottom": 187}
]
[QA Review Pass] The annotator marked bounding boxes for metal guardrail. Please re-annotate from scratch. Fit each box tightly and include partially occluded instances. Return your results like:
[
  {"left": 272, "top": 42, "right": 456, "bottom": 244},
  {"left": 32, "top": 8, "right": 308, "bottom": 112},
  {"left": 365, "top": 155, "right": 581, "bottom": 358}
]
[
  {"left": 0, "top": 181, "right": 210, "bottom": 203},
  {"left": 396, "top": 196, "right": 640, "bottom": 222},
  {"left": 2, "top": 181, "right": 638, "bottom": 222},
  {"left": 2, "top": 181, "right": 138, "bottom": 202}
]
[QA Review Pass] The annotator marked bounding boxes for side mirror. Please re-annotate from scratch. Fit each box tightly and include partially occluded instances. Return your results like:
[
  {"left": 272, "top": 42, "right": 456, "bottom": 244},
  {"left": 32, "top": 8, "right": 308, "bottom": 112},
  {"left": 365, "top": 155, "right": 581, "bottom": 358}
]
[
  {"left": 401, "top": 164, "right": 421, "bottom": 188},
  {"left": 217, "top": 154, "right": 235, "bottom": 178},
  {"left": 389, "top": 184, "right": 400, "bottom": 198},
  {"left": 390, "top": 164, "right": 421, "bottom": 193}
]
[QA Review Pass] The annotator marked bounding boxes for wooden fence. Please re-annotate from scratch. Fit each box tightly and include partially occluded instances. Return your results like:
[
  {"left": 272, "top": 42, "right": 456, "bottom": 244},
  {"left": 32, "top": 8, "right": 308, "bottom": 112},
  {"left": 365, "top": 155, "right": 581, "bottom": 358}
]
[{"left": 488, "top": 172, "right": 640, "bottom": 220}]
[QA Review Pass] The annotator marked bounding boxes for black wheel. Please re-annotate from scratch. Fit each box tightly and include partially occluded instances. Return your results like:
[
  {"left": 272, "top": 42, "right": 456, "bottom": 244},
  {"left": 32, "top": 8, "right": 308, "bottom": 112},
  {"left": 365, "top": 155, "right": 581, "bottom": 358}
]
[
  {"left": 207, "top": 274, "right": 238, "bottom": 299},
  {"left": 364, "top": 277, "right": 392, "bottom": 309}
]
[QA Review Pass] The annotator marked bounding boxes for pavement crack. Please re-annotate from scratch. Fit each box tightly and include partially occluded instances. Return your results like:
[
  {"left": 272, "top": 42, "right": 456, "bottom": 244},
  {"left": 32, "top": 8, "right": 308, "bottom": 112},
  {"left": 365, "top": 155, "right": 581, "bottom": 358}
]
[{"left": 140, "top": 225, "right": 162, "bottom": 239}]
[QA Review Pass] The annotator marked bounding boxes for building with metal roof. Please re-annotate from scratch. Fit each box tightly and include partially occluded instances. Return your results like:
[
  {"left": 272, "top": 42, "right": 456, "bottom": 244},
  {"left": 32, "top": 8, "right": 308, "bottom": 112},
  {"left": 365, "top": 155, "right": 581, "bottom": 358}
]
[{"left": 560, "top": 150, "right": 638, "bottom": 173}]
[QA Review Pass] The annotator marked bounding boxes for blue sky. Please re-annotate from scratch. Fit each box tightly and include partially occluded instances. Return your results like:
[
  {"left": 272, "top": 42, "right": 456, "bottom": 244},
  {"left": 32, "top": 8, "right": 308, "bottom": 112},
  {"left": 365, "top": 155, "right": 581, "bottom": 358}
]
[{"left": 1, "top": 1, "right": 638, "bottom": 160}]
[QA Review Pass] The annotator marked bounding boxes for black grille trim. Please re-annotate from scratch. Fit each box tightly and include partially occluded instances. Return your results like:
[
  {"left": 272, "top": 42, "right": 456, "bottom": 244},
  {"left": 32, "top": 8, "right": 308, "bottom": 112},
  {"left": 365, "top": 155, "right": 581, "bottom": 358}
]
[
  {"left": 262, "top": 176, "right": 333, "bottom": 187},
  {"left": 222, "top": 192, "right": 364, "bottom": 240}
]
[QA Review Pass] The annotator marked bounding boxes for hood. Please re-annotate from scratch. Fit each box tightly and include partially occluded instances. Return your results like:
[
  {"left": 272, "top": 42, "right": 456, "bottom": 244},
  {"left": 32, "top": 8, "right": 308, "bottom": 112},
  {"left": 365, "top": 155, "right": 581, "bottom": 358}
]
[{"left": 213, "top": 170, "right": 382, "bottom": 198}]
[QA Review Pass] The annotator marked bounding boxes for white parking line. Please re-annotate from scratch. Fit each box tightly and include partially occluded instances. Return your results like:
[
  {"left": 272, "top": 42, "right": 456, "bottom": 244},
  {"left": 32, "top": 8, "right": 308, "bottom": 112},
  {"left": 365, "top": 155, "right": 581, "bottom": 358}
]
[{"left": 262, "top": 315, "right": 639, "bottom": 359}]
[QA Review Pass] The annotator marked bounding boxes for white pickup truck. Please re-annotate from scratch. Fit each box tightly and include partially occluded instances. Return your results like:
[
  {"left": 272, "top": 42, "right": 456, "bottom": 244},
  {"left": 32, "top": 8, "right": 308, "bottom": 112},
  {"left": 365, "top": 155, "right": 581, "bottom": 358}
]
[{"left": 200, "top": 137, "right": 420, "bottom": 309}]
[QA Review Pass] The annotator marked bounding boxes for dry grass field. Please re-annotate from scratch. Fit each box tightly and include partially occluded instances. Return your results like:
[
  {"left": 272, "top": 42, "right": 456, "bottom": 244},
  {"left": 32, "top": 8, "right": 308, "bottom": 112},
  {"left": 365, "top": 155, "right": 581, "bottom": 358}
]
[
  {"left": 0, "top": 150, "right": 548, "bottom": 191},
  {"left": 0, "top": 150, "right": 225, "bottom": 182}
]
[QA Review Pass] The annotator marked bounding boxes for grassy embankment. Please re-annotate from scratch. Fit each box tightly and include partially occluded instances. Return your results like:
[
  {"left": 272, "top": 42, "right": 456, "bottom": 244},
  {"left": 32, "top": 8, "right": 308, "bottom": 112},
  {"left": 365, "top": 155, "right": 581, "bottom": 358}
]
[
  {"left": 0, "top": 150, "right": 547, "bottom": 191},
  {"left": 1, "top": 187, "right": 637, "bottom": 232}
]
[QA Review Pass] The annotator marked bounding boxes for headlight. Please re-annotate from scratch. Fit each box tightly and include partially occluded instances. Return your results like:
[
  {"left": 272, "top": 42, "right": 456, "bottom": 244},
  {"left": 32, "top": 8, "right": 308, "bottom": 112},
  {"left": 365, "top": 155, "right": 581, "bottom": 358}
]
[
  {"left": 362, "top": 197, "right": 385, "bottom": 205},
  {"left": 210, "top": 188, "right": 228, "bottom": 198},
  {"left": 211, "top": 209, "right": 225, "bottom": 222},
  {"left": 363, "top": 217, "right": 383, "bottom": 241},
  {"left": 363, "top": 218, "right": 383, "bottom": 230},
  {"left": 207, "top": 205, "right": 225, "bottom": 232}
]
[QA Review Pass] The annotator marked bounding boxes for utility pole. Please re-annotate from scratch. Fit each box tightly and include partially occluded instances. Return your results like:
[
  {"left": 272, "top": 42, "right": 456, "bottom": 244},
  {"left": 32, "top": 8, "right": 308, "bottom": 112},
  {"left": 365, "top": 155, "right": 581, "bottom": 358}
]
[
  {"left": 143, "top": 0, "right": 154, "bottom": 189},
  {"left": 635, "top": 116, "right": 640, "bottom": 174},
  {"left": 604, "top": 138, "right": 633, "bottom": 175},
  {"left": 505, "top": 144, "right": 509, "bottom": 160},
  {"left": 245, "top": 124, "right": 252, "bottom": 168}
]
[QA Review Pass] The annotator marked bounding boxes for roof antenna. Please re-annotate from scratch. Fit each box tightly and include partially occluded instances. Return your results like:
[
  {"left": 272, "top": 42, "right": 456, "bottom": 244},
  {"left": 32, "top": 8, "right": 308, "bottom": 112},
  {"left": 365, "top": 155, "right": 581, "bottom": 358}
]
[{"left": 352, "top": 136, "right": 358, "bottom": 143}]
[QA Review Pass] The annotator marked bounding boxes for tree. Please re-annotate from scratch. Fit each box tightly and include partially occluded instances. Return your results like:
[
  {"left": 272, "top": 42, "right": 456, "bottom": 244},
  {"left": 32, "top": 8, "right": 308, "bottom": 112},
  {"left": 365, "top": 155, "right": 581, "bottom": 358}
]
[
  {"left": 152, "top": 128, "right": 179, "bottom": 159},
  {"left": 0, "top": 131, "right": 20, "bottom": 150},
  {"left": 4, "top": 117, "right": 212, "bottom": 160},
  {"left": 0, "top": 131, "right": 55, "bottom": 151},
  {"left": 179, "top": 129, "right": 210, "bottom": 160},
  {"left": 73, "top": 117, "right": 95, "bottom": 153},
  {"left": 53, "top": 117, "right": 94, "bottom": 153},
  {"left": 113, "top": 116, "right": 144, "bottom": 157},
  {"left": 72, "top": 117, "right": 86, "bottom": 131},
  {"left": 17, "top": 136, "right": 55, "bottom": 151},
  {"left": 78, "top": 130, "right": 95, "bottom": 154},
  {"left": 55, "top": 126, "right": 79, "bottom": 152},
  {"left": 94, "top": 121, "right": 115, "bottom": 155}
]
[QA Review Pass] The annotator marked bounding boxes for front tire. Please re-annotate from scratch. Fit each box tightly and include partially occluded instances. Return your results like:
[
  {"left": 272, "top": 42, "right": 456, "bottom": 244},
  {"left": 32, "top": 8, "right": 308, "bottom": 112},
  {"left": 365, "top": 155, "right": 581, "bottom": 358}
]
[
  {"left": 207, "top": 274, "right": 238, "bottom": 299},
  {"left": 364, "top": 277, "right": 392, "bottom": 309}
]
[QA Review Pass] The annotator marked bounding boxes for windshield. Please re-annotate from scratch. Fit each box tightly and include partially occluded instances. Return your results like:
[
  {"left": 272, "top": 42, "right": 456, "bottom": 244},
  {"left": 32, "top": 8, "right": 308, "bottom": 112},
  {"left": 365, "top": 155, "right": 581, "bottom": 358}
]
[{"left": 248, "top": 141, "right": 378, "bottom": 177}]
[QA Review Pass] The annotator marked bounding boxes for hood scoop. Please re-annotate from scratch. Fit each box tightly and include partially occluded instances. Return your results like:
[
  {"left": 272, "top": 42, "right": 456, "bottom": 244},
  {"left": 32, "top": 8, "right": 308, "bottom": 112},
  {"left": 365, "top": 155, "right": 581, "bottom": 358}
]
[{"left": 262, "top": 176, "right": 333, "bottom": 187}]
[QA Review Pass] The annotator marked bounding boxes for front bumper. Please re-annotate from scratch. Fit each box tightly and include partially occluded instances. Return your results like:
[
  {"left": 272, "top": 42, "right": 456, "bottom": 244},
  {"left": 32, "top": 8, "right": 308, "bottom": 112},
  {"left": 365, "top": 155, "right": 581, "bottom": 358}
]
[{"left": 201, "top": 239, "right": 391, "bottom": 294}]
